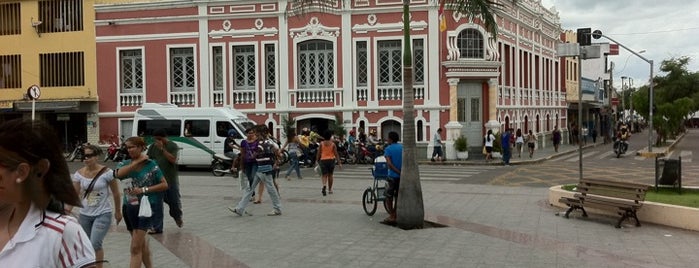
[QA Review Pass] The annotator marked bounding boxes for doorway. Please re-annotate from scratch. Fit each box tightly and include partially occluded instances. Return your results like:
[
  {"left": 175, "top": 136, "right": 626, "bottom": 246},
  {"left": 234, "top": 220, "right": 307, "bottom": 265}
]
[{"left": 457, "top": 82, "right": 483, "bottom": 149}]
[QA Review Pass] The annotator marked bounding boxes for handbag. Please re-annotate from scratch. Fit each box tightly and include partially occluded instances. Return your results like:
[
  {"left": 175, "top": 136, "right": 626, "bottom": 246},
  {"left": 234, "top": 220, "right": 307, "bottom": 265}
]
[
  {"left": 482, "top": 146, "right": 487, "bottom": 155},
  {"left": 138, "top": 195, "right": 152, "bottom": 217},
  {"left": 313, "top": 164, "right": 321, "bottom": 176}
]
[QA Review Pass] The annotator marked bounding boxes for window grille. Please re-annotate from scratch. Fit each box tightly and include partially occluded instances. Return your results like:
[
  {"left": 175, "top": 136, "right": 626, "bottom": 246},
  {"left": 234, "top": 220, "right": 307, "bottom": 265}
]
[
  {"left": 413, "top": 39, "right": 424, "bottom": 85},
  {"left": 457, "top": 29, "right": 484, "bottom": 59},
  {"left": 0, "top": 3, "right": 20, "bottom": 35},
  {"left": 0, "top": 54, "right": 21, "bottom": 89},
  {"left": 170, "top": 47, "right": 195, "bottom": 92},
  {"left": 233, "top": 45, "right": 255, "bottom": 90},
  {"left": 120, "top": 49, "right": 143, "bottom": 93},
  {"left": 378, "top": 40, "right": 402, "bottom": 86},
  {"left": 298, "top": 40, "right": 334, "bottom": 89},
  {"left": 356, "top": 41, "right": 367, "bottom": 87},
  {"left": 212, "top": 46, "right": 223, "bottom": 91},
  {"left": 38, "top": 0, "right": 84, "bottom": 33},
  {"left": 265, "top": 44, "right": 276, "bottom": 89},
  {"left": 40, "top": 51, "right": 84, "bottom": 87}
]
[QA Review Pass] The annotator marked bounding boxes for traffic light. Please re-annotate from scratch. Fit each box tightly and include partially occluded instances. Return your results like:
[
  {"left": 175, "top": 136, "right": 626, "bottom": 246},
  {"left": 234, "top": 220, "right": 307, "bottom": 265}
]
[{"left": 577, "top": 28, "right": 591, "bottom": 46}]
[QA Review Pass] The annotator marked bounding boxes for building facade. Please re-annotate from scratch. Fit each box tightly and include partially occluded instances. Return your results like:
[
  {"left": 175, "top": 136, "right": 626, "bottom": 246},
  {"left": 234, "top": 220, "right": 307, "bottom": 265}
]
[
  {"left": 0, "top": 0, "right": 100, "bottom": 149},
  {"left": 94, "top": 0, "right": 565, "bottom": 158}
]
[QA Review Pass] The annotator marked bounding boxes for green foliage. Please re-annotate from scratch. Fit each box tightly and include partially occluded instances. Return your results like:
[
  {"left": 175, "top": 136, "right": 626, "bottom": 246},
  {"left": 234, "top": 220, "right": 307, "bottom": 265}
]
[
  {"left": 454, "top": 135, "right": 468, "bottom": 152},
  {"left": 493, "top": 132, "right": 502, "bottom": 153},
  {"left": 328, "top": 114, "right": 346, "bottom": 137},
  {"left": 562, "top": 185, "right": 699, "bottom": 208},
  {"left": 281, "top": 116, "right": 296, "bottom": 139}
]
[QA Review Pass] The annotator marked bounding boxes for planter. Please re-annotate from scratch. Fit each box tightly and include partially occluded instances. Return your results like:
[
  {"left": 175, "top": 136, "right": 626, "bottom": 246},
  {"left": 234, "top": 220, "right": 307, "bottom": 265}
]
[{"left": 456, "top": 151, "right": 469, "bottom": 160}]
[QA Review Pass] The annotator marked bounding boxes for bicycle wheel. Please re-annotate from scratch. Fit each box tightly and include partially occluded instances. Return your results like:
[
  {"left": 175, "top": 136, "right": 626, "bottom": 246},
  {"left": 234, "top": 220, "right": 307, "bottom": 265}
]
[
  {"left": 362, "top": 188, "right": 377, "bottom": 216},
  {"left": 383, "top": 195, "right": 396, "bottom": 214}
]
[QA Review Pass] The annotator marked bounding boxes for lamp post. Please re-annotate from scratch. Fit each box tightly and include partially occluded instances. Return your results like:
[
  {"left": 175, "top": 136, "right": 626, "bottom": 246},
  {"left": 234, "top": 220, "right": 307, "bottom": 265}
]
[
  {"left": 629, "top": 78, "right": 634, "bottom": 132},
  {"left": 590, "top": 31, "right": 654, "bottom": 152},
  {"left": 621, "top": 76, "right": 627, "bottom": 121}
]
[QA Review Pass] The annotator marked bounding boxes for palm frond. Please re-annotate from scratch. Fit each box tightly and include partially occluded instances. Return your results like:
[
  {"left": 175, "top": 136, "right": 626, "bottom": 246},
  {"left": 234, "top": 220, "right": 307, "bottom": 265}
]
[{"left": 446, "top": 0, "right": 512, "bottom": 36}]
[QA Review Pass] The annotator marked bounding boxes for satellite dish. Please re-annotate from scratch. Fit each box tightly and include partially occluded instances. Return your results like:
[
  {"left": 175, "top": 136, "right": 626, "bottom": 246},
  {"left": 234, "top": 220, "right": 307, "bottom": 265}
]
[{"left": 592, "top": 30, "right": 602, "bottom": 39}]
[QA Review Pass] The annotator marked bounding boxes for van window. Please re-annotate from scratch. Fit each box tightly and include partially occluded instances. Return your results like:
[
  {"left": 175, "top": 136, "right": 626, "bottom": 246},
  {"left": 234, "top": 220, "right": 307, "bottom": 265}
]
[
  {"left": 137, "top": 120, "right": 181, "bottom": 136},
  {"left": 185, "top": 120, "right": 210, "bottom": 137},
  {"left": 216, "top": 121, "right": 242, "bottom": 139}
]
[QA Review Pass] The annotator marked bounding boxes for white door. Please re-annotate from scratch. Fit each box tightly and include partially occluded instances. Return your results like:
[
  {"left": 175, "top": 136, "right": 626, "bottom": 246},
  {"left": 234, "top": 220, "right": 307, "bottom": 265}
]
[{"left": 457, "top": 82, "right": 483, "bottom": 149}]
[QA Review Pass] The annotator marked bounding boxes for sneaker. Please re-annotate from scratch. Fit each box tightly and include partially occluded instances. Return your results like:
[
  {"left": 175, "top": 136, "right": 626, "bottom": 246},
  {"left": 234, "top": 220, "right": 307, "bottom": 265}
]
[
  {"left": 267, "top": 210, "right": 282, "bottom": 216},
  {"left": 175, "top": 218, "right": 183, "bottom": 228},
  {"left": 430, "top": 158, "right": 435, "bottom": 162},
  {"left": 228, "top": 206, "right": 242, "bottom": 216},
  {"left": 322, "top": 186, "right": 327, "bottom": 196}
]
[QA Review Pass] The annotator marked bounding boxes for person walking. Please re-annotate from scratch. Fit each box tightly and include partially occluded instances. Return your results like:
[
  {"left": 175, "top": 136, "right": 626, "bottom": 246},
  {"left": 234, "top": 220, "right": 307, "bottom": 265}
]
[
  {"left": 484, "top": 130, "right": 495, "bottom": 162},
  {"left": 228, "top": 126, "right": 283, "bottom": 217},
  {"left": 253, "top": 127, "right": 281, "bottom": 202},
  {"left": 381, "top": 131, "right": 402, "bottom": 225},
  {"left": 0, "top": 119, "right": 97, "bottom": 267},
  {"left": 69, "top": 144, "right": 122, "bottom": 268},
  {"left": 238, "top": 127, "right": 259, "bottom": 200},
  {"left": 116, "top": 136, "right": 169, "bottom": 268},
  {"left": 515, "top": 128, "right": 524, "bottom": 158},
  {"left": 431, "top": 128, "right": 445, "bottom": 162},
  {"left": 282, "top": 131, "right": 303, "bottom": 180},
  {"left": 501, "top": 129, "right": 512, "bottom": 165},
  {"left": 552, "top": 126, "right": 561, "bottom": 153},
  {"left": 317, "top": 130, "right": 342, "bottom": 195},
  {"left": 147, "top": 129, "right": 183, "bottom": 234},
  {"left": 526, "top": 130, "right": 537, "bottom": 158}
]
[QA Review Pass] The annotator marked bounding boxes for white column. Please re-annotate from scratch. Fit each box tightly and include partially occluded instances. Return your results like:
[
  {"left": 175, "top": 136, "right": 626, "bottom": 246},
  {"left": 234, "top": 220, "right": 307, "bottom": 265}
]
[
  {"left": 341, "top": 2, "right": 352, "bottom": 109},
  {"left": 485, "top": 78, "right": 500, "bottom": 134},
  {"left": 197, "top": 3, "right": 210, "bottom": 107},
  {"left": 278, "top": 1, "right": 290, "bottom": 109}
]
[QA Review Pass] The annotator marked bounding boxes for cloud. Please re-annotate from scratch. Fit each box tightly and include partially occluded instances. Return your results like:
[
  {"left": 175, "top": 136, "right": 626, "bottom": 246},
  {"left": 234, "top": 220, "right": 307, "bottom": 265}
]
[{"left": 541, "top": 0, "right": 699, "bottom": 87}]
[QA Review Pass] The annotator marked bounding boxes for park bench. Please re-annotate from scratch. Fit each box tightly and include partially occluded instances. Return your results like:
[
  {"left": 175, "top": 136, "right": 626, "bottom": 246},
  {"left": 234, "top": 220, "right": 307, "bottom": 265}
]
[{"left": 559, "top": 178, "right": 649, "bottom": 228}]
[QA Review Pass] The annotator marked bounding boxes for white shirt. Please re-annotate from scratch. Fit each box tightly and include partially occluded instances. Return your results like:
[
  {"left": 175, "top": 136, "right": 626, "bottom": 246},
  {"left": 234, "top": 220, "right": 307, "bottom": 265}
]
[
  {"left": 73, "top": 168, "right": 116, "bottom": 217},
  {"left": 484, "top": 134, "right": 495, "bottom": 147},
  {"left": 0, "top": 203, "right": 96, "bottom": 268},
  {"left": 433, "top": 132, "right": 442, "bottom": 147}
]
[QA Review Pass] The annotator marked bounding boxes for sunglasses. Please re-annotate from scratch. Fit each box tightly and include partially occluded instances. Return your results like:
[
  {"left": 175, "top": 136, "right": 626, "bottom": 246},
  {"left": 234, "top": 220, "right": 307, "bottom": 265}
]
[{"left": 82, "top": 153, "right": 98, "bottom": 160}]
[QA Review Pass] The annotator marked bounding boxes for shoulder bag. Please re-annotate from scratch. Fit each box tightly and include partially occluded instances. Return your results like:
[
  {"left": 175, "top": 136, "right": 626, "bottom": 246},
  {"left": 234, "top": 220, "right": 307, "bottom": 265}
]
[{"left": 83, "top": 167, "right": 109, "bottom": 199}]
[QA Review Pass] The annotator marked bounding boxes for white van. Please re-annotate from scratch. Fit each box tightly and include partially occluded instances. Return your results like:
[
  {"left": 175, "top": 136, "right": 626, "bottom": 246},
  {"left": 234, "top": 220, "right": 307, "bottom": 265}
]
[{"left": 133, "top": 103, "right": 255, "bottom": 166}]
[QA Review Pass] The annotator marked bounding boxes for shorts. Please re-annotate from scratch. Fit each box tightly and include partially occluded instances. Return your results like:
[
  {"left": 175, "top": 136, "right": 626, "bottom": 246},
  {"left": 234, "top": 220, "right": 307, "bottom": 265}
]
[
  {"left": 122, "top": 204, "right": 152, "bottom": 232},
  {"left": 319, "top": 159, "right": 335, "bottom": 175},
  {"left": 485, "top": 146, "right": 493, "bottom": 153},
  {"left": 385, "top": 177, "right": 400, "bottom": 198},
  {"left": 528, "top": 143, "right": 535, "bottom": 149}
]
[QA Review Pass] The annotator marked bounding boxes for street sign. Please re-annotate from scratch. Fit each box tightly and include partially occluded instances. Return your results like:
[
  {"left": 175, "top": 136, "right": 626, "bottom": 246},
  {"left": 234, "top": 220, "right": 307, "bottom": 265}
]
[
  {"left": 577, "top": 28, "right": 591, "bottom": 46},
  {"left": 27, "top": 85, "right": 41, "bottom": 100},
  {"left": 611, "top": 98, "right": 619, "bottom": 106}
]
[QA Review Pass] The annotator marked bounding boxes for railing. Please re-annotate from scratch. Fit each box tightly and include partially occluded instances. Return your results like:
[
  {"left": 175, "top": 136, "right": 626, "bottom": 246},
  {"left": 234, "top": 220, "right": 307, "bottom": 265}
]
[
  {"left": 413, "top": 85, "right": 425, "bottom": 100},
  {"left": 232, "top": 90, "right": 255, "bottom": 104},
  {"left": 170, "top": 92, "right": 196, "bottom": 106},
  {"left": 119, "top": 92, "right": 143, "bottom": 107},
  {"left": 296, "top": 88, "right": 336, "bottom": 103},
  {"left": 213, "top": 91, "right": 224, "bottom": 105},
  {"left": 356, "top": 86, "right": 368, "bottom": 101},
  {"left": 378, "top": 85, "right": 402, "bottom": 101},
  {"left": 265, "top": 90, "right": 276, "bottom": 103}
]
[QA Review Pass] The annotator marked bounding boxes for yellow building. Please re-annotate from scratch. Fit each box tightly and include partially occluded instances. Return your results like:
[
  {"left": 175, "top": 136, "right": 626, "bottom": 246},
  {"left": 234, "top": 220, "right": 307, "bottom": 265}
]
[{"left": 0, "top": 0, "right": 99, "bottom": 148}]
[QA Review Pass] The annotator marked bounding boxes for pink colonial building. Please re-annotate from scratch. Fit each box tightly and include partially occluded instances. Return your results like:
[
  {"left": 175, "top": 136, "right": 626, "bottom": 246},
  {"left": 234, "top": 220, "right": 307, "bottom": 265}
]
[{"left": 94, "top": 0, "right": 565, "bottom": 158}]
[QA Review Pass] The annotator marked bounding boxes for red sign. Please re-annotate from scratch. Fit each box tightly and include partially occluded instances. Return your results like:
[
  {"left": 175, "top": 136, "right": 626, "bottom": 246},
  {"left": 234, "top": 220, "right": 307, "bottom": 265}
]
[
  {"left": 611, "top": 97, "right": 619, "bottom": 105},
  {"left": 609, "top": 44, "right": 619, "bottom": 55}
]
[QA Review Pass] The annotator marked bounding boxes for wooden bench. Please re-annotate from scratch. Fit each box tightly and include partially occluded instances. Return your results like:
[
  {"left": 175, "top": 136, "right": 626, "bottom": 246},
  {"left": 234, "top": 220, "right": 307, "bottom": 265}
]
[{"left": 559, "top": 178, "right": 649, "bottom": 228}]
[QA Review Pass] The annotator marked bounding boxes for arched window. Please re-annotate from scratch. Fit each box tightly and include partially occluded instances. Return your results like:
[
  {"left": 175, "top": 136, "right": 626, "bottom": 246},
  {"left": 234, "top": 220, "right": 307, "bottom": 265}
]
[
  {"left": 297, "top": 40, "right": 334, "bottom": 89},
  {"left": 457, "top": 29, "right": 484, "bottom": 59}
]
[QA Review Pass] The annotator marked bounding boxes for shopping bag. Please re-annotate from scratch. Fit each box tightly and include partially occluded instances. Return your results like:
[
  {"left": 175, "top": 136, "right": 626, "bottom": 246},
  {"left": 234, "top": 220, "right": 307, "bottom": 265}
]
[
  {"left": 314, "top": 164, "right": 321, "bottom": 176},
  {"left": 138, "top": 195, "right": 152, "bottom": 217}
]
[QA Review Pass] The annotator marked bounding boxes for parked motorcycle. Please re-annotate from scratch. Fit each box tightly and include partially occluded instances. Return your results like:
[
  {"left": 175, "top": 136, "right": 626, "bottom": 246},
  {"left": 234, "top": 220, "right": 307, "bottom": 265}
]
[
  {"left": 211, "top": 153, "right": 236, "bottom": 177},
  {"left": 67, "top": 141, "right": 87, "bottom": 162},
  {"left": 112, "top": 135, "right": 130, "bottom": 162},
  {"left": 104, "top": 136, "right": 121, "bottom": 162}
]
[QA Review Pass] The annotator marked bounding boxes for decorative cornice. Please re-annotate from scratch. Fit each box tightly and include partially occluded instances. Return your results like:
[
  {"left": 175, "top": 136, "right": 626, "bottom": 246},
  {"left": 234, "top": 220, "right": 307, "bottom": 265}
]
[
  {"left": 352, "top": 14, "right": 427, "bottom": 33},
  {"left": 289, "top": 17, "right": 340, "bottom": 40},
  {"left": 442, "top": 60, "right": 502, "bottom": 79},
  {"left": 209, "top": 18, "right": 278, "bottom": 39}
]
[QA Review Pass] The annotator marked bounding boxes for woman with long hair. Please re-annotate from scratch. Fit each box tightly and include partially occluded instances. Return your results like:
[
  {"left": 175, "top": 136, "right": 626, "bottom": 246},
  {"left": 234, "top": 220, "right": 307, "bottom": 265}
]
[
  {"left": 0, "top": 119, "right": 96, "bottom": 267},
  {"left": 69, "top": 144, "right": 122, "bottom": 268},
  {"left": 115, "top": 137, "right": 168, "bottom": 268},
  {"left": 317, "top": 130, "right": 342, "bottom": 195}
]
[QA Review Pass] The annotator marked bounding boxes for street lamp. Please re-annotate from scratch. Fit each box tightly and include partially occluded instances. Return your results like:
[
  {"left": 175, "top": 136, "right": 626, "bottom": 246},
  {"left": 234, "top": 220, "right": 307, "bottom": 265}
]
[{"left": 591, "top": 30, "right": 654, "bottom": 153}]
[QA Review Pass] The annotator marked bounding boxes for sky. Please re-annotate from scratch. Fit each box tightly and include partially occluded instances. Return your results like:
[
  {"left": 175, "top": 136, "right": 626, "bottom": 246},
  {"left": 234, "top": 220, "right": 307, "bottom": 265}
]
[{"left": 540, "top": 0, "right": 699, "bottom": 88}]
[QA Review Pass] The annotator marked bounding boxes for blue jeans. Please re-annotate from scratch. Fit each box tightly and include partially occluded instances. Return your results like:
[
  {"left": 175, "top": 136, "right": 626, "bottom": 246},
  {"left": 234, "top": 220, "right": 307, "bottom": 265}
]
[
  {"left": 152, "top": 181, "right": 182, "bottom": 232},
  {"left": 503, "top": 146, "right": 511, "bottom": 164},
  {"left": 285, "top": 152, "right": 301, "bottom": 178},
  {"left": 78, "top": 212, "right": 112, "bottom": 251},
  {"left": 234, "top": 171, "right": 282, "bottom": 214}
]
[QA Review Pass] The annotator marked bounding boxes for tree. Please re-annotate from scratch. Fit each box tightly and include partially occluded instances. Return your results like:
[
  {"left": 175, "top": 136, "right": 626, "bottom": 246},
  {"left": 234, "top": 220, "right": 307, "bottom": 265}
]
[{"left": 290, "top": 0, "right": 507, "bottom": 229}]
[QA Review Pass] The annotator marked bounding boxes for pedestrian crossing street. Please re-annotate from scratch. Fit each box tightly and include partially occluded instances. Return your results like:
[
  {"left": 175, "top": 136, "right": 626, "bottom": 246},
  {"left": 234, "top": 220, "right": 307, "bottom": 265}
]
[
  {"left": 333, "top": 164, "right": 500, "bottom": 182},
  {"left": 560, "top": 150, "right": 693, "bottom": 162}
]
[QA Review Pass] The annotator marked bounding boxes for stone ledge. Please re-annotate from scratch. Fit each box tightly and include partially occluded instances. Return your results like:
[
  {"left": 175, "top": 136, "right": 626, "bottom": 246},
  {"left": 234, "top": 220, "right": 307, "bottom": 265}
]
[{"left": 548, "top": 185, "right": 699, "bottom": 231}]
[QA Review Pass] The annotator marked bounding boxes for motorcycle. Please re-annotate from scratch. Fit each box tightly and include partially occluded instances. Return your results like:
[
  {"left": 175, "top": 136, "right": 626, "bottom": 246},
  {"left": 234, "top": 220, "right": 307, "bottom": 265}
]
[
  {"left": 67, "top": 141, "right": 87, "bottom": 162},
  {"left": 336, "top": 140, "right": 356, "bottom": 165},
  {"left": 104, "top": 136, "right": 120, "bottom": 162},
  {"left": 613, "top": 138, "right": 628, "bottom": 158},
  {"left": 211, "top": 152, "right": 239, "bottom": 177},
  {"left": 112, "top": 135, "right": 130, "bottom": 162},
  {"left": 356, "top": 142, "right": 380, "bottom": 164}
]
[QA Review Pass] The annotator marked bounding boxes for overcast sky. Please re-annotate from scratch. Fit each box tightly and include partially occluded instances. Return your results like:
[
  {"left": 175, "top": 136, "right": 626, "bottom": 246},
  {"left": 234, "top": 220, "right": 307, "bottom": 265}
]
[{"left": 541, "top": 0, "right": 699, "bottom": 88}]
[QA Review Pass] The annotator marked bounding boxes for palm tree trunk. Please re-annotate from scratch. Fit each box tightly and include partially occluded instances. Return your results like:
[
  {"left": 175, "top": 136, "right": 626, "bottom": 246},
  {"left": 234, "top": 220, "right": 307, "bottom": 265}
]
[{"left": 396, "top": 0, "right": 424, "bottom": 230}]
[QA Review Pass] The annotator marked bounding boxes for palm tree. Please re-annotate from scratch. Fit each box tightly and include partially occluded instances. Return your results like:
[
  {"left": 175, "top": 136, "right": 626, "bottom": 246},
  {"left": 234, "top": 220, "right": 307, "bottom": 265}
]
[{"left": 290, "top": 0, "right": 507, "bottom": 229}]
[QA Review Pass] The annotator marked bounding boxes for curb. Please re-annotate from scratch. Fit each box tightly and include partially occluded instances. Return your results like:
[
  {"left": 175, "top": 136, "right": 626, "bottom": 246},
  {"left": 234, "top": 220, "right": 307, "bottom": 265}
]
[{"left": 635, "top": 131, "right": 686, "bottom": 158}]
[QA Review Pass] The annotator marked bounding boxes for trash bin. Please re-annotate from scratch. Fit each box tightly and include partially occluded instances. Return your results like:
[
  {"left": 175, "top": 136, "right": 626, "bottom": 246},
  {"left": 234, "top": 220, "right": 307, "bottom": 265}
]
[{"left": 655, "top": 156, "right": 682, "bottom": 194}]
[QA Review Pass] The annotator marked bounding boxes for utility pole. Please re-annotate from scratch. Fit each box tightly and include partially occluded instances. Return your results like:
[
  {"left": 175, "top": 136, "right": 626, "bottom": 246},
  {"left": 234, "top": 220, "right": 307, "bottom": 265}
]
[{"left": 621, "top": 76, "right": 627, "bottom": 122}]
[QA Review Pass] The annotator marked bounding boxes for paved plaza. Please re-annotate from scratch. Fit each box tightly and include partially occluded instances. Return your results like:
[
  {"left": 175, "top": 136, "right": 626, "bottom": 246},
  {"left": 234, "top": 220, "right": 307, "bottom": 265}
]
[{"left": 94, "top": 130, "right": 699, "bottom": 268}]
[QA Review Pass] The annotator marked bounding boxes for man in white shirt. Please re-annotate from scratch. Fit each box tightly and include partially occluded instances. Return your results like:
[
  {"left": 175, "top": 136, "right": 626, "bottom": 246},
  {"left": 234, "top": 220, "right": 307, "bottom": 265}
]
[{"left": 431, "top": 128, "right": 445, "bottom": 162}]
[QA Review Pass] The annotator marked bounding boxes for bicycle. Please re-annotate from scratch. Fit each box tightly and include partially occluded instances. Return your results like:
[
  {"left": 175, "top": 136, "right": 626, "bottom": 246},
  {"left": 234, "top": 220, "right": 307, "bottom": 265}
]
[{"left": 361, "top": 157, "right": 396, "bottom": 216}]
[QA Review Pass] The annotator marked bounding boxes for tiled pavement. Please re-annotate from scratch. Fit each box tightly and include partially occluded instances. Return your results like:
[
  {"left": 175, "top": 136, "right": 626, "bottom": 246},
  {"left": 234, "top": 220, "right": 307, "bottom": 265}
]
[{"left": 96, "top": 129, "right": 699, "bottom": 268}]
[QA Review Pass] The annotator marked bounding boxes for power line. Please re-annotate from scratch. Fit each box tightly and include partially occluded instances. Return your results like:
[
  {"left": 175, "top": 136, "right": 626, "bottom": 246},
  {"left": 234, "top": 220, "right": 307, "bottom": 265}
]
[{"left": 611, "top": 26, "right": 699, "bottom": 36}]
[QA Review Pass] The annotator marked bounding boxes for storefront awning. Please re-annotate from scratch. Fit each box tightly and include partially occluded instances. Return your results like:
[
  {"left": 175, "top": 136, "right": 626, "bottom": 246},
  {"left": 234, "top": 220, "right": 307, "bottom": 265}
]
[{"left": 14, "top": 101, "right": 80, "bottom": 111}]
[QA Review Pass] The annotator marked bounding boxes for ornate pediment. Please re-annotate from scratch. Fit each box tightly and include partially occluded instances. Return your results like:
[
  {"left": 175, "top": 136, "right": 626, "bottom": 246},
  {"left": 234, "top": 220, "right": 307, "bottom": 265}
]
[
  {"left": 209, "top": 18, "right": 278, "bottom": 39},
  {"left": 289, "top": 17, "right": 340, "bottom": 40}
]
